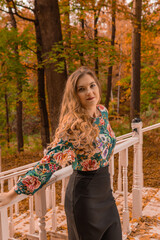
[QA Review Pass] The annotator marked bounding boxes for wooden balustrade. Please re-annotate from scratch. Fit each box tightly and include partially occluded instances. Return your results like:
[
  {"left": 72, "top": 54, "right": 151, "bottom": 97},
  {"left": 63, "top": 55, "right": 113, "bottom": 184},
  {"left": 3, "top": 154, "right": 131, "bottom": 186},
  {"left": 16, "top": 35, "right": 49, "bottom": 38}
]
[
  {"left": 0, "top": 121, "right": 159, "bottom": 240},
  {"left": 0, "top": 137, "right": 138, "bottom": 240}
]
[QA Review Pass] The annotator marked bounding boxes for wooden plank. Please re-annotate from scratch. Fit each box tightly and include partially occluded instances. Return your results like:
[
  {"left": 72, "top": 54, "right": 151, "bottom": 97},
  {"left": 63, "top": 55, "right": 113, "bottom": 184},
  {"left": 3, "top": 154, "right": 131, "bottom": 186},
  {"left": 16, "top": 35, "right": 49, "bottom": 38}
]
[
  {"left": 0, "top": 208, "right": 9, "bottom": 240},
  {"left": 48, "top": 231, "right": 68, "bottom": 240}
]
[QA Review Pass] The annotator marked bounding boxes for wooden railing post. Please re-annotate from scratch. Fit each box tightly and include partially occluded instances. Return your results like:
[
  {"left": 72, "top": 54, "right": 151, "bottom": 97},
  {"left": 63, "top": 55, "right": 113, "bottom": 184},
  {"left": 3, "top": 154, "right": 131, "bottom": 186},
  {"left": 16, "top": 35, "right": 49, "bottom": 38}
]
[
  {"left": 61, "top": 176, "right": 70, "bottom": 205},
  {"left": 61, "top": 178, "right": 65, "bottom": 205},
  {"left": 132, "top": 118, "right": 143, "bottom": 219},
  {"left": 46, "top": 186, "right": 52, "bottom": 209},
  {"left": 14, "top": 176, "right": 19, "bottom": 215},
  {"left": 0, "top": 208, "right": 9, "bottom": 240},
  {"left": 51, "top": 183, "right": 57, "bottom": 231},
  {"left": 29, "top": 196, "right": 35, "bottom": 234},
  {"left": 8, "top": 178, "right": 14, "bottom": 238},
  {"left": 117, "top": 153, "right": 122, "bottom": 193},
  {"left": 35, "top": 188, "right": 47, "bottom": 240},
  {"left": 0, "top": 180, "right": 4, "bottom": 193},
  {"left": 120, "top": 149, "right": 130, "bottom": 234},
  {"left": 109, "top": 156, "right": 114, "bottom": 190}
]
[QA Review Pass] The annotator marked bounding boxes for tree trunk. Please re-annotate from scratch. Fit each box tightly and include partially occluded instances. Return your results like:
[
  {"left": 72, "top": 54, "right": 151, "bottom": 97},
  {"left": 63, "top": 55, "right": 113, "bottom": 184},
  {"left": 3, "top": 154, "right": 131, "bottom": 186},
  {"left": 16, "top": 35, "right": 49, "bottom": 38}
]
[
  {"left": 130, "top": 0, "right": 142, "bottom": 120},
  {"left": 94, "top": 10, "right": 99, "bottom": 76},
  {"left": 7, "top": 0, "right": 24, "bottom": 152},
  {"left": 36, "top": 0, "right": 67, "bottom": 137},
  {"left": 16, "top": 80, "right": 24, "bottom": 151},
  {"left": 117, "top": 42, "right": 122, "bottom": 115},
  {"left": 79, "top": 3, "right": 85, "bottom": 66},
  {"left": 9, "top": 0, "right": 50, "bottom": 149},
  {"left": 63, "top": 0, "right": 71, "bottom": 74},
  {"left": 4, "top": 90, "right": 10, "bottom": 148},
  {"left": 34, "top": 0, "right": 50, "bottom": 148},
  {"left": 105, "top": 0, "right": 116, "bottom": 109}
]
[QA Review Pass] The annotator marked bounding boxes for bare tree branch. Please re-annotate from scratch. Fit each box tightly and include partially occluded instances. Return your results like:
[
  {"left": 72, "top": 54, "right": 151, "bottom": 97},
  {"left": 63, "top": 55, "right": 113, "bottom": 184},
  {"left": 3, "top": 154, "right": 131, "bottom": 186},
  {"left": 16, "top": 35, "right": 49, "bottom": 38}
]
[
  {"left": 11, "top": 0, "right": 35, "bottom": 22},
  {"left": 16, "top": 3, "right": 34, "bottom": 12},
  {"left": 0, "top": 7, "right": 10, "bottom": 14}
]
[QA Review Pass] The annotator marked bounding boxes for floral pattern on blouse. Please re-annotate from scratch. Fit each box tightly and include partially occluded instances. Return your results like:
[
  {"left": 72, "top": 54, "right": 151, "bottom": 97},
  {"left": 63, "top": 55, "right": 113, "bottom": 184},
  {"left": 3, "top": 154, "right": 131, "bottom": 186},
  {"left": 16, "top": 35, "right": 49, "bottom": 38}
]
[{"left": 14, "top": 105, "right": 116, "bottom": 195}]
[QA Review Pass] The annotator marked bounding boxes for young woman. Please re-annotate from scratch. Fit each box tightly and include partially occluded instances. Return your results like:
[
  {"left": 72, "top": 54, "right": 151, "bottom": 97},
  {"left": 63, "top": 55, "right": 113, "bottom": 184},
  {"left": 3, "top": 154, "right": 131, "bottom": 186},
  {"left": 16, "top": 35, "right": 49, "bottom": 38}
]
[{"left": 0, "top": 66, "right": 122, "bottom": 240}]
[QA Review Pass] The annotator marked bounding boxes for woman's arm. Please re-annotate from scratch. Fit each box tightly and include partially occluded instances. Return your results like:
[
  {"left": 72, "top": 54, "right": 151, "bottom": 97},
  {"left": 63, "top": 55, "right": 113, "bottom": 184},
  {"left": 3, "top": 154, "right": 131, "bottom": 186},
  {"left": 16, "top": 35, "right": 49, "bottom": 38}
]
[
  {"left": 14, "top": 139, "right": 75, "bottom": 196},
  {"left": 0, "top": 139, "right": 75, "bottom": 207},
  {"left": 0, "top": 188, "right": 18, "bottom": 207}
]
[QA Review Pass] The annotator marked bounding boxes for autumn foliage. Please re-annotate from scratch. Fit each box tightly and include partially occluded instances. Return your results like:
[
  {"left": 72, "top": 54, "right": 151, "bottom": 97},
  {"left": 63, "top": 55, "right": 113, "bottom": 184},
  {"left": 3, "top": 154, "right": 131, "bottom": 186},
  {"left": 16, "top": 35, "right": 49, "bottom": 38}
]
[{"left": 0, "top": 0, "right": 159, "bottom": 151}]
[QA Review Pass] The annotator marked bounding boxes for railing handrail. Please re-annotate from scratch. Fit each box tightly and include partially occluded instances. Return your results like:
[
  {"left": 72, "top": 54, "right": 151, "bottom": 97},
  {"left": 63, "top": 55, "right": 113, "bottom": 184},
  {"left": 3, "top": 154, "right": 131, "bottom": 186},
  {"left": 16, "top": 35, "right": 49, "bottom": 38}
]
[
  {"left": 0, "top": 121, "right": 159, "bottom": 182},
  {"left": 0, "top": 165, "right": 73, "bottom": 211},
  {"left": 0, "top": 168, "right": 34, "bottom": 181},
  {"left": 0, "top": 134, "right": 136, "bottom": 178},
  {"left": 142, "top": 122, "right": 160, "bottom": 133},
  {"left": 0, "top": 136, "right": 139, "bottom": 182},
  {"left": 116, "top": 122, "right": 160, "bottom": 141},
  {"left": 114, "top": 136, "right": 138, "bottom": 154},
  {"left": 116, "top": 132, "right": 132, "bottom": 141},
  {"left": 0, "top": 161, "right": 39, "bottom": 177},
  {"left": 0, "top": 137, "right": 137, "bottom": 176},
  {"left": 1, "top": 122, "right": 159, "bottom": 179},
  {"left": 0, "top": 136, "right": 139, "bottom": 211}
]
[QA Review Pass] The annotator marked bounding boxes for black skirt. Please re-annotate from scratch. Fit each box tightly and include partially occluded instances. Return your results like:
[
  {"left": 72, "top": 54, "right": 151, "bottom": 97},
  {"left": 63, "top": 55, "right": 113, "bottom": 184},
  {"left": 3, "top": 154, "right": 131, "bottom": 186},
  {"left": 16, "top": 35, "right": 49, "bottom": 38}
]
[{"left": 65, "top": 166, "right": 122, "bottom": 240}]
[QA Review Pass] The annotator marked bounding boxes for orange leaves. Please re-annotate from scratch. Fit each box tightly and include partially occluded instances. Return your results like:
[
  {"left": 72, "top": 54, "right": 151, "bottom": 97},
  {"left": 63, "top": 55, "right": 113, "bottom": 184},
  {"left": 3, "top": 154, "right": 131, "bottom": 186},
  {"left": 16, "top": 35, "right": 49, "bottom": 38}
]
[
  {"left": 128, "top": 216, "right": 160, "bottom": 239},
  {"left": 7, "top": 1, "right": 14, "bottom": 9}
]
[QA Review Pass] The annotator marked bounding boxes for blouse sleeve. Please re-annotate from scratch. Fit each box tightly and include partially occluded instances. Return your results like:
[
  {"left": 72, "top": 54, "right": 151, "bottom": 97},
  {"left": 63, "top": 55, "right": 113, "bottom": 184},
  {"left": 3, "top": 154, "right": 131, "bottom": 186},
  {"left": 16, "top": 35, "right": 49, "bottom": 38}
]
[
  {"left": 104, "top": 106, "right": 117, "bottom": 156},
  {"left": 98, "top": 104, "right": 116, "bottom": 155},
  {"left": 14, "top": 139, "right": 75, "bottom": 195}
]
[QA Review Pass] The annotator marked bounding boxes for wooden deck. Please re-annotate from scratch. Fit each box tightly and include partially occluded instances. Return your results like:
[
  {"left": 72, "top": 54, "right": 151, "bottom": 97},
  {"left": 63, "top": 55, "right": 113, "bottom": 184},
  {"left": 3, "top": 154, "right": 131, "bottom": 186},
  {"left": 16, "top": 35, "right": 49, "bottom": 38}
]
[{"left": 11, "top": 187, "right": 160, "bottom": 240}]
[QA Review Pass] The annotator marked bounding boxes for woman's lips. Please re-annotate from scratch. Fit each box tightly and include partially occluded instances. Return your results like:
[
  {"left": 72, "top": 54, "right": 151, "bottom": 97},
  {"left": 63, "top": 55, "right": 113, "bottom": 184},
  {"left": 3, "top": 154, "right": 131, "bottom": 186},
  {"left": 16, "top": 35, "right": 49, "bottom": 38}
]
[{"left": 86, "top": 97, "right": 95, "bottom": 100}]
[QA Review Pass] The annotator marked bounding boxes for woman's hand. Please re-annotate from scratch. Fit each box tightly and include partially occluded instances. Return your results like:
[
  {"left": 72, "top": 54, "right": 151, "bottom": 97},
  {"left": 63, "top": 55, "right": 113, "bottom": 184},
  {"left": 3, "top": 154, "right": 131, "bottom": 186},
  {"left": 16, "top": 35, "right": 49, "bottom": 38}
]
[{"left": 0, "top": 188, "right": 18, "bottom": 207}]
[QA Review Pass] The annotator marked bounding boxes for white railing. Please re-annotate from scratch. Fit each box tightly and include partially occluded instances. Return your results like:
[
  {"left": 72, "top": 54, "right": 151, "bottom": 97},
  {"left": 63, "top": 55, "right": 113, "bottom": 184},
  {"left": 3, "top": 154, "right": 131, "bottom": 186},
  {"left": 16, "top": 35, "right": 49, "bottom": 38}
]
[{"left": 0, "top": 121, "right": 159, "bottom": 240}]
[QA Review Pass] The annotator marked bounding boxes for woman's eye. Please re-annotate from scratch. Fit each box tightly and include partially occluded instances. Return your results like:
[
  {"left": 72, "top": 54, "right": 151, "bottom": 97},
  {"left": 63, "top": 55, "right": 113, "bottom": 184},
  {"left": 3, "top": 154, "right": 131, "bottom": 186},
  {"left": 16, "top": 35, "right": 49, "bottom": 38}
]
[
  {"left": 77, "top": 83, "right": 96, "bottom": 92},
  {"left": 78, "top": 88, "right": 84, "bottom": 92}
]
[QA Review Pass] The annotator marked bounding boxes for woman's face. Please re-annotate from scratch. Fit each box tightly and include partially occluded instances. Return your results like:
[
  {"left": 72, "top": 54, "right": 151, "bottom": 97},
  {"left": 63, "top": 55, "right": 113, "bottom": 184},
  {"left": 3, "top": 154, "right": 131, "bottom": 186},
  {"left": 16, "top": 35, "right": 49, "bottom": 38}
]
[{"left": 76, "top": 74, "right": 100, "bottom": 109}]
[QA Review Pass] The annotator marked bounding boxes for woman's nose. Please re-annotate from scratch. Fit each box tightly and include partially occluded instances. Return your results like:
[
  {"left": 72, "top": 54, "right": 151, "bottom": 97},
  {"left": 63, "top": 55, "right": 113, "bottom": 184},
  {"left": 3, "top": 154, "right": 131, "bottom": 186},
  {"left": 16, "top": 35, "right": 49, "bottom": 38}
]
[{"left": 86, "top": 88, "right": 92, "bottom": 95}]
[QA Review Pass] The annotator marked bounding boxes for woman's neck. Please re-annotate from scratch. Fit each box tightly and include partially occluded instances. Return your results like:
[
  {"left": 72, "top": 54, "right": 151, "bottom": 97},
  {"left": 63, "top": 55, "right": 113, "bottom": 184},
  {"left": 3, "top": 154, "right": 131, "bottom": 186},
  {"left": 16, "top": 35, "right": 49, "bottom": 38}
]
[{"left": 86, "top": 105, "right": 100, "bottom": 118}]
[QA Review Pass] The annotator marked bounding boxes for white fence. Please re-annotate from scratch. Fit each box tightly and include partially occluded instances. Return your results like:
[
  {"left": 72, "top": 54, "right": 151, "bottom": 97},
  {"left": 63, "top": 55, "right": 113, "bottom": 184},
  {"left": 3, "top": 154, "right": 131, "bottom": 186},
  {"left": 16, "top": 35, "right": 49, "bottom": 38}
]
[{"left": 0, "top": 121, "right": 159, "bottom": 240}]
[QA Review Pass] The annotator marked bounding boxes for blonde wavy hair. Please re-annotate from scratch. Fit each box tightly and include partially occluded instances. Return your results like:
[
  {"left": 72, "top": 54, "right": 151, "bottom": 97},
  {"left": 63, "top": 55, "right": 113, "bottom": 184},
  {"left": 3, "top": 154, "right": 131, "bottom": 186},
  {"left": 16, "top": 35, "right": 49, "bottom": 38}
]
[{"left": 50, "top": 66, "right": 102, "bottom": 157}]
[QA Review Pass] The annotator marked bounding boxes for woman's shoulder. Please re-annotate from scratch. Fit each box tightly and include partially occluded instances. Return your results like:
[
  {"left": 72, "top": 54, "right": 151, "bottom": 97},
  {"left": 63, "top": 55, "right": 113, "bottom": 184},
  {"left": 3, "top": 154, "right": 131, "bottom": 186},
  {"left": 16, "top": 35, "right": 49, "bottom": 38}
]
[{"left": 97, "top": 104, "right": 108, "bottom": 113}]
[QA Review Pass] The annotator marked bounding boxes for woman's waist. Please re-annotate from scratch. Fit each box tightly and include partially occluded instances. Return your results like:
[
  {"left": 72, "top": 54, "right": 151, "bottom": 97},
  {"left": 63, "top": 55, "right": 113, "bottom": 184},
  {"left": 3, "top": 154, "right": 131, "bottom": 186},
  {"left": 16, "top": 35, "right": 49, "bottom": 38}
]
[
  {"left": 70, "top": 165, "right": 112, "bottom": 196},
  {"left": 73, "top": 165, "right": 109, "bottom": 176},
  {"left": 72, "top": 158, "right": 110, "bottom": 172}
]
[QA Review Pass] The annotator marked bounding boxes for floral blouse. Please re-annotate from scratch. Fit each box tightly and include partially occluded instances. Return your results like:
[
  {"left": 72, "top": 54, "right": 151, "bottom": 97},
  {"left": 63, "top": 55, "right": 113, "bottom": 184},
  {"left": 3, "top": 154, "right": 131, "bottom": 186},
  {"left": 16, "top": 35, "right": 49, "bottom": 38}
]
[{"left": 14, "top": 105, "right": 116, "bottom": 195}]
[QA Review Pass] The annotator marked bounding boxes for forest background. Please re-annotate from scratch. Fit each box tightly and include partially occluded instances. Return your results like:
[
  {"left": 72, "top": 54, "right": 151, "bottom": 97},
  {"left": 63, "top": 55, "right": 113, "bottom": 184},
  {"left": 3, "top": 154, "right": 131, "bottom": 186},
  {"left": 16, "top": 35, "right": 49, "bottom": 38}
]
[{"left": 0, "top": 0, "right": 159, "bottom": 185}]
